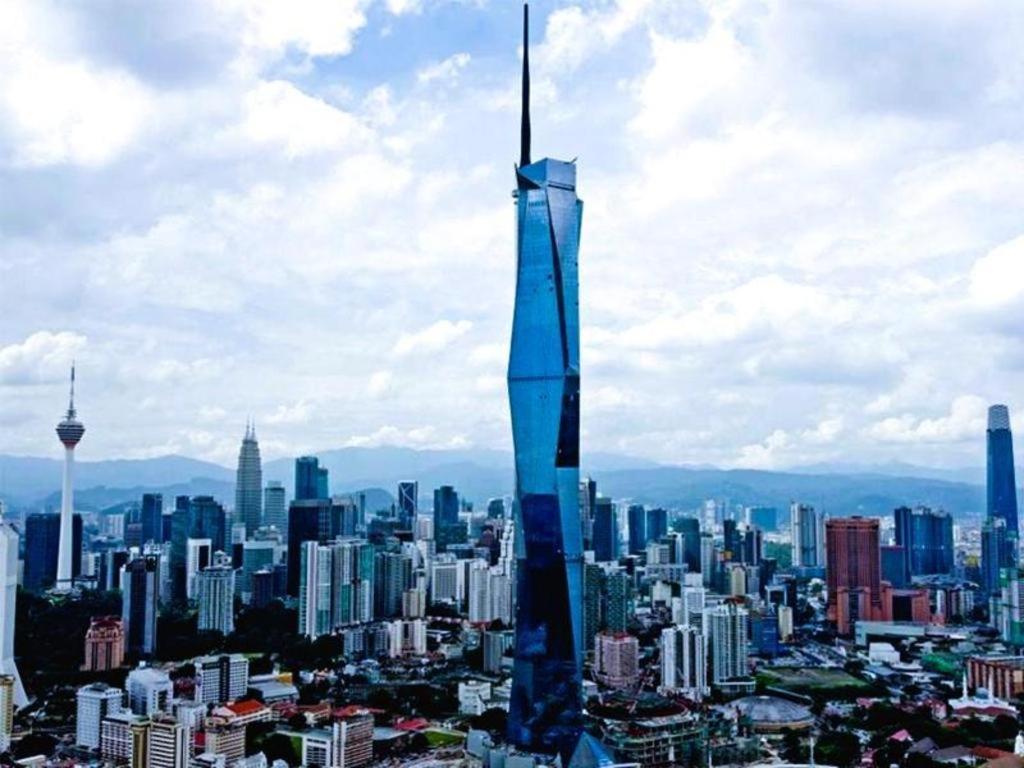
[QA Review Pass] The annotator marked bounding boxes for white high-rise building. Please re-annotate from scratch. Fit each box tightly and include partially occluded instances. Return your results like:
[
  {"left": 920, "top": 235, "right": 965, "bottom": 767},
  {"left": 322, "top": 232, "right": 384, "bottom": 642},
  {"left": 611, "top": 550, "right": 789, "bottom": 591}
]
[
  {"left": 660, "top": 625, "right": 707, "bottom": 700},
  {"left": 0, "top": 505, "right": 27, "bottom": 707},
  {"left": 186, "top": 538, "right": 212, "bottom": 600},
  {"left": 197, "top": 565, "right": 235, "bottom": 634},
  {"left": 791, "top": 503, "right": 824, "bottom": 569},
  {"left": 194, "top": 654, "right": 249, "bottom": 705},
  {"left": 55, "top": 365, "right": 85, "bottom": 591},
  {"left": 704, "top": 603, "right": 750, "bottom": 685},
  {"left": 235, "top": 424, "right": 263, "bottom": 537},
  {"left": 127, "top": 667, "right": 172, "bottom": 716},
  {"left": 76, "top": 683, "right": 124, "bottom": 748},
  {"left": 299, "top": 542, "right": 332, "bottom": 640}
]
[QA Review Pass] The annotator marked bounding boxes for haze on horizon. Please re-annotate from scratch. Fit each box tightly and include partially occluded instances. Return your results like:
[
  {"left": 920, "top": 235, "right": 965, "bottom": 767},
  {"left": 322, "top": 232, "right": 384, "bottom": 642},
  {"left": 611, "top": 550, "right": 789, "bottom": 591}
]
[{"left": 2, "top": 0, "right": 1024, "bottom": 471}]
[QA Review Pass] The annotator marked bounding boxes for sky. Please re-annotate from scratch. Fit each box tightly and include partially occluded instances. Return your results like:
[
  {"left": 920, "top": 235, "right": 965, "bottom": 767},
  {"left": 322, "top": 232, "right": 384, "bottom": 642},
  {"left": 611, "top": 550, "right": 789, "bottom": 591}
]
[{"left": 2, "top": 0, "right": 1024, "bottom": 471}]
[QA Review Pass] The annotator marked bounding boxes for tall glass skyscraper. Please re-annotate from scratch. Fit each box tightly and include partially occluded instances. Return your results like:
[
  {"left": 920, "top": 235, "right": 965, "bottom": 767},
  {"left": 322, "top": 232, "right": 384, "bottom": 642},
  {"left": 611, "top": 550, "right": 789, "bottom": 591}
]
[
  {"left": 987, "top": 404, "right": 1019, "bottom": 541},
  {"left": 235, "top": 423, "right": 263, "bottom": 537},
  {"left": 507, "top": 3, "right": 584, "bottom": 758}
]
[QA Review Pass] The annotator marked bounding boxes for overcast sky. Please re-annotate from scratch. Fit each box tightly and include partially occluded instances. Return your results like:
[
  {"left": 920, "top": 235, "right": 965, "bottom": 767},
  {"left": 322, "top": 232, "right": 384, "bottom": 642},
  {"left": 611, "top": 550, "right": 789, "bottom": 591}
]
[{"left": 2, "top": 0, "right": 1024, "bottom": 470}]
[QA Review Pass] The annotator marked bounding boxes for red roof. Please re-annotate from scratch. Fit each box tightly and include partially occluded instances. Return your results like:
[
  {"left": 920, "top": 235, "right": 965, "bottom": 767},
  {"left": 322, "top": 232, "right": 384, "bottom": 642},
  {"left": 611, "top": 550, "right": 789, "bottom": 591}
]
[
  {"left": 334, "top": 705, "right": 382, "bottom": 718},
  {"left": 226, "top": 700, "right": 267, "bottom": 716},
  {"left": 395, "top": 718, "right": 429, "bottom": 732}
]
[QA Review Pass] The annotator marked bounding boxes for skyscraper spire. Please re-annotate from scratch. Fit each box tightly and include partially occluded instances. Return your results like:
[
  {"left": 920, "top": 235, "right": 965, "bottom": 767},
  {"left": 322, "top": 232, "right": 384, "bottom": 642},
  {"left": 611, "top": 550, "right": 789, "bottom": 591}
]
[
  {"left": 67, "top": 362, "right": 77, "bottom": 420},
  {"left": 520, "top": 1, "right": 531, "bottom": 168}
]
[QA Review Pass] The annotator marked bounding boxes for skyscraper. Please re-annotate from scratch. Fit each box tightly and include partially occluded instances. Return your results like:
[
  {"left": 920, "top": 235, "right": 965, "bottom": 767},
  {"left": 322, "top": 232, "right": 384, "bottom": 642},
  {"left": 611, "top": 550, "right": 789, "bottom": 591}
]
[
  {"left": 141, "top": 493, "right": 164, "bottom": 545},
  {"left": 592, "top": 498, "right": 618, "bottom": 563},
  {"left": 893, "top": 505, "right": 954, "bottom": 579},
  {"left": 627, "top": 504, "right": 646, "bottom": 555},
  {"left": 660, "top": 625, "right": 707, "bottom": 700},
  {"left": 507, "top": 5, "right": 585, "bottom": 753},
  {"left": 295, "top": 456, "right": 328, "bottom": 501},
  {"left": 826, "top": 517, "right": 882, "bottom": 635},
  {"left": 235, "top": 423, "right": 263, "bottom": 537},
  {"left": 704, "top": 602, "right": 750, "bottom": 686},
  {"left": 0, "top": 506, "right": 27, "bottom": 707},
  {"left": 23, "top": 511, "right": 82, "bottom": 592},
  {"left": 56, "top": 364, "right": 85, "bottom": 591},
  {"left": 197, "top": 564, "right": 236, "bottom": 635},
  {"left": 398, "top": 481, "right": 418, "bottom": 528},
  {"left": 791, "top": 503, "right": 824, "bottom": 569},
  {"left": 121, "top": 556, "right": 159, "bottom": 657},
  {"left": 987, "top": 405, "right": 1019, "bottom": 539},
  {"left": 264, "top": 481, "right": 287, "bottom": 538}
]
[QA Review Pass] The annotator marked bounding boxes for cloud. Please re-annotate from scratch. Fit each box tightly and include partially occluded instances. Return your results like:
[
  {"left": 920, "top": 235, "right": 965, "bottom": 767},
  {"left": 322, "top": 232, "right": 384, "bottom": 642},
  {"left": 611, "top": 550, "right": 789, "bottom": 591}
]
[
  {"left": 417, "top": 53, "right": 471, "bottom": 85},
  {"left": 264, "top": 400, "right": 313, "bottom": 425},
  {"left": 367, "top": 370, "right": 395, "bottom": 398},
  {"left": 864, "top": 395, "right": 988, "bottom": 444},
  {"left": 393, "top": 319, "right": 473, "bottom": 357},
  {"left": 344, "top": 424, "right": 468, "bottom": 449},
  {"left": 969, "top": 235, "right": 1024, "bottom": 308},
  {"left": 0, "top": 331, "right": 86, "bottom": 385}
]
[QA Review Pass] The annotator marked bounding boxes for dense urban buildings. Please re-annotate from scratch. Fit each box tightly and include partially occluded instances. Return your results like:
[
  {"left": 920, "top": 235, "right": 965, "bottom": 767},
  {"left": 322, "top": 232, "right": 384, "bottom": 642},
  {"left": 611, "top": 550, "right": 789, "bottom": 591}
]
[{"left": 506, "top": 3, "right": 585, "bottom": 758}]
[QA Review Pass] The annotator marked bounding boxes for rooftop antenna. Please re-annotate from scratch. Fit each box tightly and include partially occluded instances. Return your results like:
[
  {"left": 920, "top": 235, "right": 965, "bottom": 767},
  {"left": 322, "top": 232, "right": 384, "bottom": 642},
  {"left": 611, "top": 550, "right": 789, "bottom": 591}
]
[
  {"left": 67, "top": 362, "right": 77, "bottom": 419},
  {"left": 520, "top": 1, "right": 531, "bottom": 168}
]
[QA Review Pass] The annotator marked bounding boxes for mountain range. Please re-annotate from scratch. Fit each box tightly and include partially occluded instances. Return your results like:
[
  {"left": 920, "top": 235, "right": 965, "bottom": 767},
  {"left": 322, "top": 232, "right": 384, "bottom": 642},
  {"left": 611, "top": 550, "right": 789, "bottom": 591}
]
[{"left": 0, "top": 447, "right": 1002, "bottom": 522}]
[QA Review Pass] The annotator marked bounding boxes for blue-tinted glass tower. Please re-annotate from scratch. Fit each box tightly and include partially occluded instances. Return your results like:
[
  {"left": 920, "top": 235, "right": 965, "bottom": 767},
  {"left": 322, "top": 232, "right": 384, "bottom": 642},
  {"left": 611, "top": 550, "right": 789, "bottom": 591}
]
[
  {"left": 987, "top": 405, "right": 1019, "bottom": 546},
  {"left": 507, "top": 3, "right": 584, "bottom": 758},
  {"left": 627, "top": 504, "right": 646, "bottom": 555}
]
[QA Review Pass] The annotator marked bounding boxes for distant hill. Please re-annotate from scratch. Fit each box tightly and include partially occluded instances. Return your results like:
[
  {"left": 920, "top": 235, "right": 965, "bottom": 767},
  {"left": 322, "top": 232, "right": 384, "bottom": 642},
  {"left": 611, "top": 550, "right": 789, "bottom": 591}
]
[{"left": 0, "top": 446, "right": 997, "bottom": 521}]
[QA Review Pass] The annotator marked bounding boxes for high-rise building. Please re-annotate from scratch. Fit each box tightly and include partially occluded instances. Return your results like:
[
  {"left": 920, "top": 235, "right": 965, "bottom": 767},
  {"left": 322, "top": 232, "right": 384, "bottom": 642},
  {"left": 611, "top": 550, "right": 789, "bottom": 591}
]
[
  {"left": 507, "top": 5, "right": 585, "bottom": 757},
  {"left": 126, "top": 666, "right": 171, "bottom": 715},
  {"left": 627, "top": 505, "right": 647, "bottom": 555},
  {"left": 263, "top": 481, "right": 287, "bottom": 538},
  {"left": 826, "top": 517, "right": 882, "bottom": 635},
  {"left": 660, "top": 625, "right": 707, "bottom": 700},
  {"left": 374, "top": 551, "right": 412, "bottom": 619},
  {"left": 194, "top": 654, "right": 249, "bottom": 705},
  {"left": 646, "top": 508, "right": 668, "bottom": 544},
  {"left": 76, "top": 683, "right": 124, "bottom": 748},
  {"left": 791, "top": 503, "right": 824, "bottom": 569},
  {"left": 988, "top": 404, "right": 1019, "bottom": 540},
  {"left": 55, "top": 365, "right": 85, "bottom": 591},
  {"left": 101, "top": 711, "right": 150, "bottom": 768},
  {"left": 747, "top": 506, "right": 777, "bottom": 532},
  {"left": 398, "top": 481, "right": 418, "bottom": 529},
  {"left": 121, "top": 556, "right": 159, "bottom": 657},
  {"left": 141, "top": 494, "right": 164, "bottom": 545},
  {"left": 24, "top": 511, "right": 82, "bottom": 592},
  {"left": 675, "top": 517, "right": 701, "bottom": 574},
  {"left": 433, "top": 485, "right": 459, "bottom": 528},
  {"left": 594, "top": 633, "right": 639, "bottom": 689},
  {"left": 893, "top": 506, "right": 954, "bottom": 579},
  {"left": 148, "top": 714, "right": 189, "bottom": 768},
  {"left": 286, "top": 498, "right": 344, "bottom": 596},
  {"left": 294, "top": 460, "right": 321, "bottom": 501},
  {"left": 197, "top": 565, "right": 235, "bottom": 634},
  {"left": 982, "top": 517, "right": 1012, "bottom": 595},
  {"left": 235, "top": 424, "right": 263, "bottom": 537},
  {"left": 0, "top": 507, "right": 26, "bottom": 708},
  {"left": 704, "top": 602, "right": 749, "bottom": 685},
  {"left": 592, "top": 498, "right": 618, "bottom": 562},
  {"left": 83, "top": 616, "right": 126, "bottom": 671},
  {"left": 0, "top": 675, "right": 14, "bottom": 753}
]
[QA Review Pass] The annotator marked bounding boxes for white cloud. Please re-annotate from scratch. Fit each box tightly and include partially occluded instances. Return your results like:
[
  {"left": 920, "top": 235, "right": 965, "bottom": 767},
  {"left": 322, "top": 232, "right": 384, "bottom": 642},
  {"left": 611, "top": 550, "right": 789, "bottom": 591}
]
[
  {"left": 417, "top": 53, "right": 471, "bottom": 85},
  {"left": 864, "top": 395, "right": 988, "bottom": 444},
  {"left": 215, "top": 0, "right": 370, "bottom": 60},
  {"left": 367, "top": 370, "right": 395, "bottom": 398},
  {"left": 393, "top": 319, "right": 473, "bottom": 356},
  {"left": 264, "top": 400, "right": 313, "bottom": 425},
  {"left": 0, "top": 331, "right": 86, "bottom": 385},
  {"left": 969, "top": 235, "right": 1024, "bottom": 307}
]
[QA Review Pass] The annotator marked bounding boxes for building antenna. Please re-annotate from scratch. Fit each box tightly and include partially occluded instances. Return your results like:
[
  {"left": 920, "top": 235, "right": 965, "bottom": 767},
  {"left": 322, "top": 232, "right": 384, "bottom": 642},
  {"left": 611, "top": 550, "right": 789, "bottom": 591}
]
[{"left": 520, "top": 2, "right": 531, "bottom": 168}]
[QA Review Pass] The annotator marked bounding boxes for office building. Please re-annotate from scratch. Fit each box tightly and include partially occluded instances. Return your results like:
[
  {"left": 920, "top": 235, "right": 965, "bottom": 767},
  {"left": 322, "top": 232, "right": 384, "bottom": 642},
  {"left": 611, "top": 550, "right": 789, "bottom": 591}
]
[
  {"left": 705, "top": 602, "right": 750, "bottom": 685},
  {"left": 122, "top": 556, "right": 159, "bottom": 657},
  {"left": 627, "top": 504, "right": 646, "bottom": 555},
  {"left": 203, "top": 710, "right": 245, "bottom": 762},
  {"left": 747, "top": 506, "right": 777, "bottom": 532},
  {"left": 286, "top": 498, "right": 348, "bottom": 596},
  {"left": 263, "top": 482, "right": 286, "bottom": 539},
  {"left": 893, "top": 505, "right": 954, "bottom": 578},
  {"left": 982, "top": 517, "right": 1012, "bottom": 595},
  {"left": 660, "top": 625, "right": 707, "bottom": 700},
  {"left": 100, "top": 711, "right": 149, "bottom": 768},
  {"left": 235, "top": 424, "right": 263, "bottom": 537},
  {"left": 592, "top": 498, "right": 618, "bottom": 562},
  {"left": 675, "top": 517, "right": 701, "bottom": 573},
  {"left": 397, "top": 481, "right": 418, "bottom": 528},
  {"left": 24, "top": 511, "right": 82, "bottom": 592},
  {"left": 126, "top": 667, "right": 171, "bottom": 716},
  {"left": 141, "top": 494, "right": 164, "bottom": 545},
  {"left": 76, "top": 683, "right": 124, "bottom": 748},
  {"left": 197, "top": 565, "right": 235, "bottom": 634},
  {"left": 646, "top": 508, "right": 668, "bottom": 545},
  {"left": 988, "top": 404, "right": 1019, "bottom": 539},
  {"left": 55, "top": 365, "right": 85, "bottom": 591},
  {"left": 791, "top": 503, "right": 824, "bottom": 569},
  {"left": 194, "top": 654, "right": 249, "bottom": 705},
  {"left": 295, "top": 456, "right": 328, "bottom": 502},
  {"left": 507, "top": 6, "right": 585, "bottom": 756},
  {"left": 83, "top": 616, "right": 125, "bottom": 671},
  {"left": 374, "top": 551, "right": 412, "bottom": 619},
  {"left": 594, "top": 632, "right": 639, "bottom": 689},
  {"left": 826, "top": 517, "right": 882, "bottom": 635},
  {"left": 148, "top": 714, "right": 189, "bottom": 768},
  {"left": 0, "top": 508, "right": 26, "bottom": 708}
]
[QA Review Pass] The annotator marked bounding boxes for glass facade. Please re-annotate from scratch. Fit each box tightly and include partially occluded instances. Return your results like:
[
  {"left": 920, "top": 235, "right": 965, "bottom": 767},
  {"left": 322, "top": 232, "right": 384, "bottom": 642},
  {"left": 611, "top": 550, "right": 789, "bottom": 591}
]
[
  {"left": 507, "top": 156, "right": 584, "bottom": 757},
  {"left": 987, "top": 405, "right": 1019, "bottom": 543}
]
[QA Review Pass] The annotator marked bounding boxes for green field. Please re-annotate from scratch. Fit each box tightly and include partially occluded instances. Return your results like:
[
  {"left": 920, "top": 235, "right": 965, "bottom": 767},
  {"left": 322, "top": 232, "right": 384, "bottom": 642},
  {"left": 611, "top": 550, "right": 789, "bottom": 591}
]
[
  {"left": 425, "top": 730, "right": 465, "bottom": 747},
  {"left": 757, "top": 667, "right": 873, "bottom": 696}
]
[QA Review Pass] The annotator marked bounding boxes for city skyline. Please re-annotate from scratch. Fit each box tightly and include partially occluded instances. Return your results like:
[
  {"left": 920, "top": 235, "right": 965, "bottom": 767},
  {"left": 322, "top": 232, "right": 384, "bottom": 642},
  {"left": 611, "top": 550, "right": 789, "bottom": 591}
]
[{"left": 3, "top": 1, "right": 1024, "bottom": 470}]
